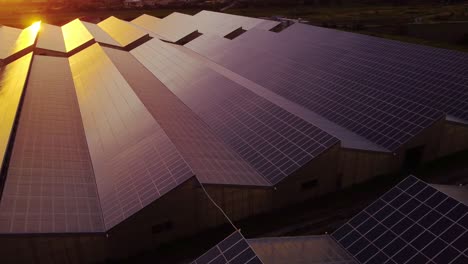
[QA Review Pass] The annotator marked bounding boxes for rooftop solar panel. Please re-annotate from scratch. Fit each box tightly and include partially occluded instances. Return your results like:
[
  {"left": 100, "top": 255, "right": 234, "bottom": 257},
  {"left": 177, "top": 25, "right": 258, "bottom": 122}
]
[
  {"left": 248, "top": 235, "right": 357, "bottom": 264},
  {"left": 62, "top": 19, "right": 94, "bottom": 53},
  {"left": 81, "top": 21, "right": 121, "bottom": 47},
  {"left": 131, "top": 13, "right": 198, "bottom": 43},
  {"left": 185, "top": 29, "right": 445, "bottom": 151},
  {"left": 103, "top": 46, "right": 269, "bottom": 187},
  {"left": 178, "top": 42, "right": 387, "bottom": 152},
  {"left": 192, "top": 10, "right": 280, "bottom": 37},
  {"left": 0, "top": 55, "right": 104, "bottom": 233},
  {"left": 69, "top": 43, "right": 194, "bottom": 229},
  {"left": 192, "top": 231, "right": 263, "bottom": 264},
  {"left": 0, "top": 23, "right": 39, "bottom": 61},
  {"left": 0, "top": 53, "right": 32, "bottom": 176},
  {"left": 36, "top": 23, "right": 67, "bottom": 53},
  {"left": 0, "top": 25, "right": 22, "bottom": 59},
  {"left": 98, "top": 16, "right": 148, "bottom": 48},
  {"left": 332, "top": 175, "right": 468, "bottom": 264},
  {"left": 132, "top": 39, "right": 339, "bottom": 184}
]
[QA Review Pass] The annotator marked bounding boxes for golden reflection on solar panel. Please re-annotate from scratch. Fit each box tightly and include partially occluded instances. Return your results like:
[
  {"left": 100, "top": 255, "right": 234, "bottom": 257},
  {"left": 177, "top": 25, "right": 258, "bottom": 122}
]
[
  {"left": 0, "top": 53, "right": 33, "bottom": 170},
  {"left": 36, "top": 23, "right": 66, "bottom": 53},
  {"left": 62, "top": 19, "right": 94, "bottom": 52},
  {"left": 98, "top": 16, "right": 148, "bottom": 47},
  {"left": 0, "top": 22, "right": 40, "bottom": 59}
]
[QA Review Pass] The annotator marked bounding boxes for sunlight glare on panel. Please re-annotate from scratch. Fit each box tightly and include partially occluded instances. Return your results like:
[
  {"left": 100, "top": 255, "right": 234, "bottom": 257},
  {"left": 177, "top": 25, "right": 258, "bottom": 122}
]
[
  {"left": 62, "top": 19, "right": 94, "bottom": 52},
  {"left": 10, "top": 21, "right": 41, "bottom": 55},
  {"left": 0, "top": 53, "right": 33, "bottom": 170}
]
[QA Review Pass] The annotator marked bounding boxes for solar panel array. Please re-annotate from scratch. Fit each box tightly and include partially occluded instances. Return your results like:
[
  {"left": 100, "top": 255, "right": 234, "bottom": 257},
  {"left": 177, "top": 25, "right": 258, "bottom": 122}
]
[
  {"left": 0, "top": 23, "right": 39, "bottom": 60},
  {"left": 97, "top": 16, "right": 148, "bottom": 48},
  {"left": 0, "top": 53, "right": 33, "bottom": 173},
  {"left": 185, "top": 30, "right": 447, "bottom": 151},
  {"left": 103, "top": 46, "right": 268, "bottom": 187},
  {"left": 131, "top": 13, "right": 198, "bottom": 43},
  {"left": 248, "top": 235, "right": 357, "bottom": 264},
  {"left": 332, "top": 175, "right": 468, "bottom": 264},
  {"left": 69, "top": 44, "right": 194, "bottom": 229},
  {"left": 132, "top": 39, "right": 339, "bottom": 184},
  {"left": 0, "top": 56, "right": 104, "bottom": 233},
  {"left": 192, "top": 231, "right": 263, "bottom": 264}
]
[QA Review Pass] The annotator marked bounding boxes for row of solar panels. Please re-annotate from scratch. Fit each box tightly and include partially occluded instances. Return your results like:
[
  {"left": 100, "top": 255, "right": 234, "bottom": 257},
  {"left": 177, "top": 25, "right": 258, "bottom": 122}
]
[
  {"left": 192, "top": 176, "right": 468, "bottom": 264},
  {"left": 1, "top": 10, "right": 467, "bottom": 238}
]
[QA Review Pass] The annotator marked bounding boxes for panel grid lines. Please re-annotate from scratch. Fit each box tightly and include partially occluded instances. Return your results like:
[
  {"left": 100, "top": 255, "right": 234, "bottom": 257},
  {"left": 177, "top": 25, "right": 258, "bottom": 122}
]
[{"left": 332, "top": 176, "right": 468, "bottom": 264}]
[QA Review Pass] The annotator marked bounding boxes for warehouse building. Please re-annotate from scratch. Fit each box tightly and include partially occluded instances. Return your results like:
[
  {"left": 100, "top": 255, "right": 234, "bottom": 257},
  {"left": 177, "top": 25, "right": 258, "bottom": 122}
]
[
  {"left": 0, "top": 10, "right": 468, "bottom": 263},
  {"left": 192, "top": 175, "right": 468, "bottom": 264}
]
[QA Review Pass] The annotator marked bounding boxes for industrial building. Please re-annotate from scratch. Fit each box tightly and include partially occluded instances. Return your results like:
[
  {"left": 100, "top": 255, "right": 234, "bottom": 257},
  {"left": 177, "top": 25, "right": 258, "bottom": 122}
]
[
  {"left": 192, "top": 176, "right": 468, "bottom": 264},
  {"left": 0, "top": 10, "right": 468, "bottom": 263}
]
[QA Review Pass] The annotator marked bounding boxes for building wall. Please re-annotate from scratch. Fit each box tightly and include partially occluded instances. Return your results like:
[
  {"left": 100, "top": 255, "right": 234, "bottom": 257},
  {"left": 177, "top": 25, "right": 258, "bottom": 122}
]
[
  {"left": 438, "top": 120, "right": 468, "bottom": 157},
  {"left": 0, "top": 235, "right": 106, "bottom": 264},
  {"left": 338, "top": 148, "right": 395, "bottom": 188},
  {"left": 203, "top": 185, "right": 273, "bottom": 222},
  {"left": 273, "top": 144, "right": 340, "bottom": 209},
  {"left": 105, "top": 177, "right": 229, "bottom": 260},
  {"left": 395, "top": 117, "right": 445, "bottom": 164}
]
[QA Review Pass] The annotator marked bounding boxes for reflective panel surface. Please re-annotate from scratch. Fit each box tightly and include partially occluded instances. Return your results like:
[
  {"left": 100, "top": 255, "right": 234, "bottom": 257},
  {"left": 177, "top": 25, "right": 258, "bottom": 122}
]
[
  {"left": 69, "top": 43, "right": 193, "bottom": 229},
  {"left": 0, "top": 55, "right": 104, "bottom": 233},
  {"left": 62, "top": 19, "right": 94, "bottom": 52},
  {"left": 36, "top": 23, "right": 66, "bottom": 53},
  {"left": 81, "top": 21, "right": 120, "bottom": 47},
  {"left": 333, "top": 176, "right": 468, "bottom": 264},
  {"left": 0, "top": 53, "right": 33, "bottom": 172},
  {"left": 131, "top": 13, "right": 197, "bottom": 43},
  {"left": 98, "top": 16, "right": 148, "bottom": 47},
  {"left": 0, "top": 22, "right": 40, "bottom": 60}
]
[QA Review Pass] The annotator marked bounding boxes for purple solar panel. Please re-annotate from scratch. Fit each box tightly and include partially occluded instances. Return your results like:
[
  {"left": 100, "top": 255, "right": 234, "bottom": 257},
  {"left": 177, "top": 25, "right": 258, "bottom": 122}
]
[
  {"left": 102, "top": 46, "right": 269, "bottom": 187},
  {"left": 332, "top": 176, "right": 468, "bottom": 264},
  {"left": 69, "top": 44, "right": 194, "bottom": 229},
  {"left": 0, "top": 55, "right": 104, "bottom": 233},
  {"left": 185, "top": 27, "right": 455, "bottom": 151},
  {"left": 131, "top": 39, "right": 339, "bottom": 184}
]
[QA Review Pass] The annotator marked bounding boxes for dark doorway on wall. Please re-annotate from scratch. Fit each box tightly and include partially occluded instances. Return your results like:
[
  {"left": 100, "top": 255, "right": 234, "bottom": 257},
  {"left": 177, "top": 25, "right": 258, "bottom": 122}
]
[{"left": 403, "top": 145, "right": 425, "bottom": 171}]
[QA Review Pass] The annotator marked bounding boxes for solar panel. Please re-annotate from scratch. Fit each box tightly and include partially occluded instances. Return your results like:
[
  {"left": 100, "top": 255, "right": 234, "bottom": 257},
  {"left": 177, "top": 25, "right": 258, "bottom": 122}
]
[
  {"left": 69, "top": 43, "right": 194, "bottom": 229},
  {"left": 81, "top": 21, "right": 121, "bottom": 47},
  {"left": 248, "top": 235, "right": 357, "bottom": 264},
  {"left": 131, "top": 13, "right": 198, "bottom": 43},
  {"left": 0, "top": 25, "right": 22, "bottom": 59},
  {"left": 0, "top": 23, "right": 39, "bottom": 60},
  {"left": 61, "top": 19, "right": 94, "bottom": 53},
  {"left": 332, "top": 175, "right": 468, "bottom": 264},
  {"left": 98, "top": 16, "right": 148, "bottom": 48},
  {"left": 192, "top": 231, "right": 263, "bottom": 264},
  {"left": 192, "top": 10, "right": 280, "bottom": 37},
  {"left": 185, "top": 29, "right": 446, "bottom": 151},
  {"left": 132, "top": 39, "right": 339, "bottom": 184},
  {"left": 0, "top": 53, "right": 32, "bottom": 175},
  {"left": 36, "top": 23, "right": 67, "bottom": 53},
  {"left": 0, "top": 55, "right": 104, "bottom": 233},
  {"left": 103, "top": 46, "right": 269, "bottom": 187}
]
